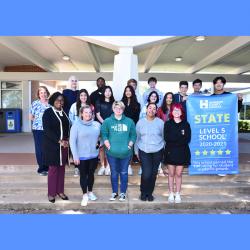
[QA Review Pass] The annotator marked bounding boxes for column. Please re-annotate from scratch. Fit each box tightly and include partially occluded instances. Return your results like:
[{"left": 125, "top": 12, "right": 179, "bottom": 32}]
[{"left": 112, "top": 47, "right": 138, "bottom": 101}]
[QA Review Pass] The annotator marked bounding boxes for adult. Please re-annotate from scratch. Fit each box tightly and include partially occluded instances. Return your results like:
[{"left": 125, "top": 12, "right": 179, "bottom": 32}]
[
  {"left": 101, "top": 101, "right": 136, "bottom": 201},
  {"left": 90, "top": 77, "right": 106, "bottom": 107},
  {"left": 70, "top": 105, "right": 101, "bottom": 207},
  {"left": 42, "top": 92, "right": 70, "bottom": 203},
  {"left": 95, "top": 86, "right": 115, "bottom": 175},
  {"left": 142, "top": 77, "right": 163, "bottom": 106},
  {"left": 135, "top": 103, "right": 164, "bottom": 201},
  {"left": 121, "top": 85, "right": 141, "bottom": 175},
  {"left": 29, "top": 86, "right": 50, "bottom": 176},
  {"left": 163, "top": 103, "right": 191, "bottom": 204},
  {"left": 62, "top": 75, "right": 79, "bottom": 115}
]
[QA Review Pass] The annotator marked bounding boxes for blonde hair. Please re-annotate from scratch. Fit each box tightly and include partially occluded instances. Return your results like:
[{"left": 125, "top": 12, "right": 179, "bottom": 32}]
[
  {"left": 112, "top": 101, "right": 125, "bottom": 111},
  {"left": 37, "top": 86, "right": 50, "bottom": 99}
]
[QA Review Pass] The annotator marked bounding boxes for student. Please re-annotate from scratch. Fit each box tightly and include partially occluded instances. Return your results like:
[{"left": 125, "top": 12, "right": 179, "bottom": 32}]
[
  {"left": 29, "top": 86, "right": 50, "bottom": 176},
  {"left": 157, "top": 92, "right": 174, "bottom": 122},
  {"left": 101, "top": 101, "right": 136, "bottom": 202},
  {"left": 191, "top": 79, "right": 203, "bottom": 95},
  {"left": 69, "top": 89, "right": 94, "bottom": 124},
  {"left": 121, "top": 85, "right": 141, "bottom": 175},
  {"left": 127, "top": 78, "right": 143, "bottom": 107},
  {"left": 142, "top": 77, "right": 163, "bottom": 106},
  {"left": 95, "top": 86, "right": 115, "bottom": 175},
  {"left": 140, "top": 91, "right": 159, "bottom": 119},
  {"left": 42, "top": 92, "right": 70, "bottom": 203},
  {"left": 212, "top": 76, "right": 243, "bottom": 177},
  {"left": 70, "top": 105, "right": 101, "bottom": 207},
  {"left": 62, "top": 75, "right": 79, "bottom": 115},
  {"left": 90, "top": 77, "right": 106, "bottom": 107},
  {"left": 163, "top": 103, "right": 191, "bottom": 204},
  {"left": 135, "top": 103, "right": 164, "bottom": 201},
  {"left": 173, "top": 81, "right": 189, "bottom": 119}
]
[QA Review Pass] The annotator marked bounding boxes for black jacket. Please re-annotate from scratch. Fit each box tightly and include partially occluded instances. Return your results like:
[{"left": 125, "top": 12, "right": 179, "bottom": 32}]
[
  {"left": 42, "top": 107, "right": 70, "bottom": 166},
  {"left": 163, "top": 119, "right": 191, "bottom": 166}
]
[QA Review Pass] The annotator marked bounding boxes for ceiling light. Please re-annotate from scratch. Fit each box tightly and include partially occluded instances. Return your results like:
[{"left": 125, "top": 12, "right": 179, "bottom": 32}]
[
  {"left": 175, "top": 57, "right": 183, "bottom": 62},
  {"left": 62, "top": 55, "right": 70, "bottom": 61},
  {"left": 195, "top": 36, "right": 206, "bottom": 42},
  {"left": 44, "top": 36, "right": 52, "bottom": 39}
]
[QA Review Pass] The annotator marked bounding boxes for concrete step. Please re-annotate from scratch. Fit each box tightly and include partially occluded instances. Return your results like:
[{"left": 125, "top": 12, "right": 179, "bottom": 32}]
[{"left": 0, "top": 188, "right": 249, "bottom": 213}]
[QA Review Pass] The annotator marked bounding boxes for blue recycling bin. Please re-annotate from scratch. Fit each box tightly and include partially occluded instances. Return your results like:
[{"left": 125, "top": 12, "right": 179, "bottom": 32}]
[{"left": 5, "top": 109, "right": 22, "bottom": 133}]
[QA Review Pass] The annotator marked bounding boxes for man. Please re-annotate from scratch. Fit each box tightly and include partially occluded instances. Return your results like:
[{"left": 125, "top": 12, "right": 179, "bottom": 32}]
[
  {"left": 212, "top": 76, "right": 243, "bottom": 176},
  {"left": 191, "top": 79, "right": 203, "bottom": 95},
  {"left": 142, "top": 77, "right": 164, "bottom": 106},
  {"left": 90, "top": 77, "right": 106, "bottom": 107},
  {"left": 173, "top": 81, "right": 189, "bottom": 119}
]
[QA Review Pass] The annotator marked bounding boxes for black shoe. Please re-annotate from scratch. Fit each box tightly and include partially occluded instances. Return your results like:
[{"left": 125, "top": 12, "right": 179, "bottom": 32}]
[
  {"left": 38, "top": 171, "right": 48, "bottom": 176},
  {"left": 48, "top": 197, "right": 55, "bottom": 203},
  {"left": 147, "top": 194, "right": 154, "bottom": 202},
  {"left": 140, "top": 193, "right": 147, "bottom": 201},
  {"left": 57, "top": 193, "right": 69, "bottom": 200}
]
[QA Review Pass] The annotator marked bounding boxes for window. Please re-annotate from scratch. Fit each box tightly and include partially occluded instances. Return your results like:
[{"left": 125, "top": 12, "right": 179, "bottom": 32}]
[{"left": 0, "top": 81, "right": 22, "bottom": 108}]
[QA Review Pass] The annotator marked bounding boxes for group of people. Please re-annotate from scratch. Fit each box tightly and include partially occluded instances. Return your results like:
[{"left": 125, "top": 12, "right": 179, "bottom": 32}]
[{"left": 29, "top": 75, "right": 243, "bottom": 206}]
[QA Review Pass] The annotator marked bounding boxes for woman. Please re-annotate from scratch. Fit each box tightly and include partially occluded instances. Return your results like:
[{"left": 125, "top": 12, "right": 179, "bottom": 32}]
[
  {"left": 101, "top": 101, "right": 136, "bottom": 201},
  {"left": 163, "top": 103, "right": 191, "bottom": 204},
  {"left": 69, "top": 89, "right": 94, "bottom": 124},
  {"left": 139, "top": 91, "right": 159, "bottom": 119},
  {"left": 70, "top": 105, "right": 101, "bottom": 207},
  {"left": 29, "top": 86, "right": 50, "bottom": 176},
  {"left": 121, "top": 85, "right": 141, "bottom": 175},
  {"left": 135, "top": 103, "right": 164, "bottom": 201},
  {"left": 62, "top": 75, "right": 79, "bottom": 115},
  {"left": 95, "top": 86, "right": 115, "bottom": 176},
  {"left": 42, "top": 92, "right": 70, "bottom": 203},
  {"left": 157, "top": 92, "right": 174, "bottom": 122},
  {"left": 138, "top": 91, "right": 161, "bottom": 175},
  {"left": 156, "top": 92, "right": 174, "bottom": 176}
]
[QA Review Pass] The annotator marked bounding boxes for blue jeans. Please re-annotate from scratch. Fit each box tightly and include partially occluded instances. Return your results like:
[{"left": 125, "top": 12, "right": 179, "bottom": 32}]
[
  {"left": 106, "top": 154, "right": 130, "bottom": 194},
  {"left": 32, "top": 130, "right": 48, "bottom": 173}
]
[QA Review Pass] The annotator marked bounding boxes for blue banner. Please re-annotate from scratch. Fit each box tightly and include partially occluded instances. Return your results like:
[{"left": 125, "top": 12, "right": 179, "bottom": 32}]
[{"left": 187, "top": 94, "right": 239, "bottom": 175}]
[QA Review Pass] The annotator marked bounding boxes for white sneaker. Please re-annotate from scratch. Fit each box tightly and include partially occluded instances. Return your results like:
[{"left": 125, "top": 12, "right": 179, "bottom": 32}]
[
  {"left": 74, "top": 168, "right": 79, "bottom": 177},
  {"left": 138, "top": 167, "right": 142, "bottom": 175},
  {"left": 81, "top": 194, "right": 89, "bottom": 206},
  {"left": 175, "top": 192, "right": 182, "bottom": 203},
  {"left": 97, "top": 166, "right": 105, "bottom": 176},
  {"left": 158, "top": 166, "right": 165, "bottom": 177},
  {"left": 105, "top": 166, "right": 111, "bottom": 176},
  {"left": 88, "top": 192, "right": 97, "bottom": 201},
  {"left": 109, "top": 193, "right": 118, "bottom": 201},
  {"left": 168, "top": 192, "right": 175, "bottom": 203},
  {"left": 119, "top": 193, "right": 126, "bottom": 202},
  {"left": 128, "top": 165, "right": 133, "bottom": 176}
]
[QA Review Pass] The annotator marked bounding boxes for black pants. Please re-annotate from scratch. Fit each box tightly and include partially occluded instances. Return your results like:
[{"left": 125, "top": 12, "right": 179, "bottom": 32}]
[
  {"left": 78, "top": 158, "right": 98, "bottom": 194},
  {"left": 139, "top": 149, "right": 163, "bottom": 196},
  {"left": 32, "top": 130, "right": 48, "bottom": 173}
]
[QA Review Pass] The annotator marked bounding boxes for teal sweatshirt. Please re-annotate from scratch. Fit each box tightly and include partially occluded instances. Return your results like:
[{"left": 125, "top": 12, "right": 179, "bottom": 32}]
[{"left": 101, "top": 114, "right": 137, "bottom": 159}]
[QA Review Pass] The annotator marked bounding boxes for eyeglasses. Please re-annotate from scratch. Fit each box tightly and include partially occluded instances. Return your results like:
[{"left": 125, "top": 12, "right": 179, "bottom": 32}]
[{"left": 71, "top": 80, "right": 78, "bottom": 83}]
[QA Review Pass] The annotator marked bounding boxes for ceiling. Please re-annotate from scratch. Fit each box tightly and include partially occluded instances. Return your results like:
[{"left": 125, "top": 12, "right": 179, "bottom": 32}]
[{"left": 0, "top": 36, "right": 250, "bottom": 74}]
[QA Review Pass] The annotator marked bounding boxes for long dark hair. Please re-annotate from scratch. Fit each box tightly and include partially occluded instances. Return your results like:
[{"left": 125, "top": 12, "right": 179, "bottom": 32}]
[
  {"left": 161, "top": 92, "right": 174, "bottom": 113},
  {"left": 100, "top": 86, "right": 115, "bottom": 103},
  {"left": 76, "top": 89, "right": 91, "bottom": 116},
  {"left": 147, "top": 91, "right": 159, "bottom": 104},
  {"left": 121, "top": 86, "right": 140, "bottom": 112}
]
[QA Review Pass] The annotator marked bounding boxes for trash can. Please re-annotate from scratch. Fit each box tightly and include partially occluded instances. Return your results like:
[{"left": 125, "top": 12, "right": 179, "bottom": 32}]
[
  {"left": 0, "top": 109, "right": 6, "bottom": 132},
  {"left": 5, "top": 109, "right": 22, "bottom": 133}
]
